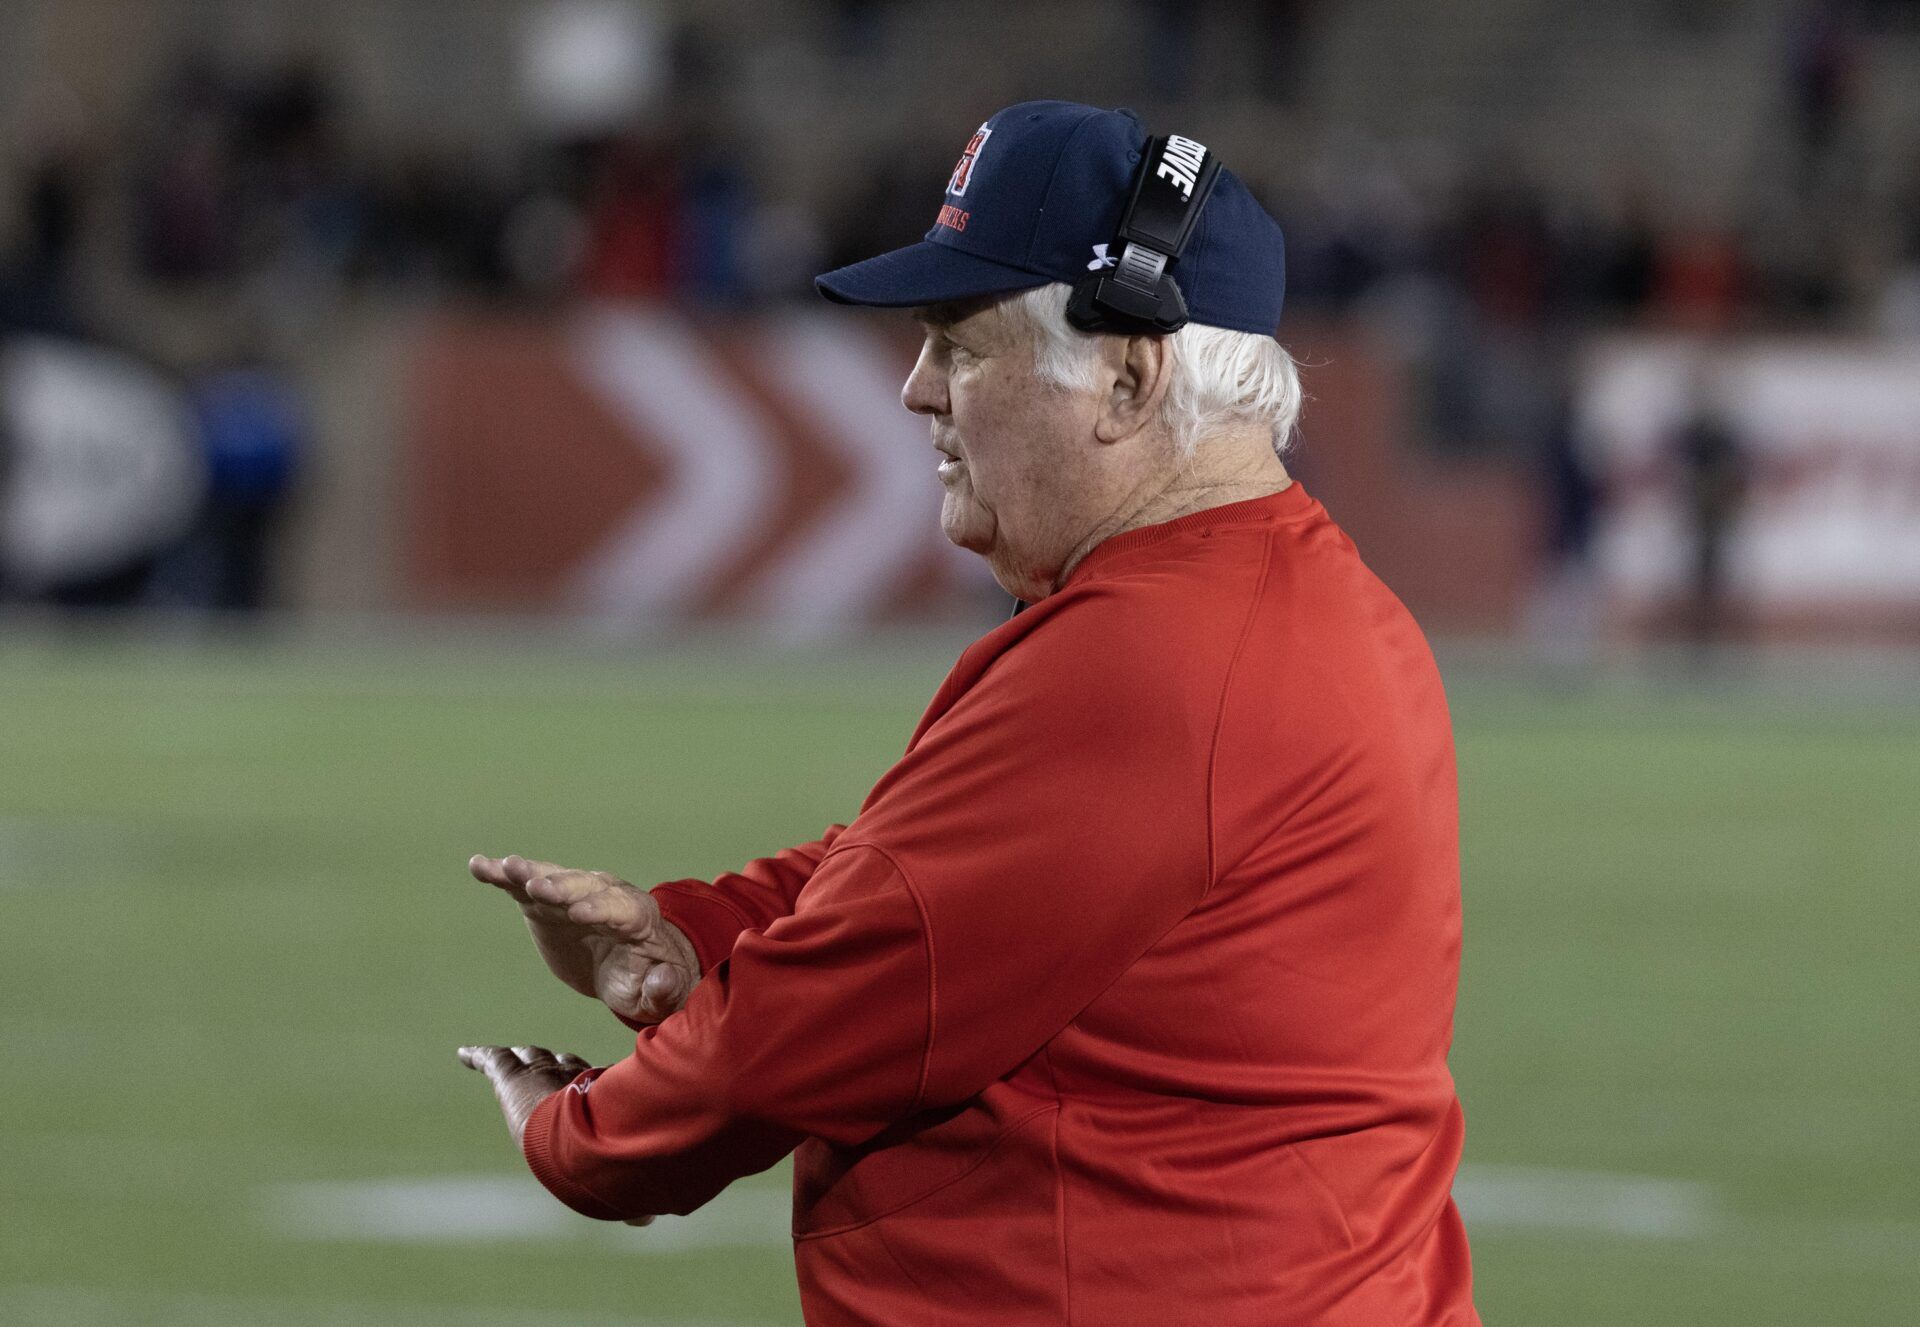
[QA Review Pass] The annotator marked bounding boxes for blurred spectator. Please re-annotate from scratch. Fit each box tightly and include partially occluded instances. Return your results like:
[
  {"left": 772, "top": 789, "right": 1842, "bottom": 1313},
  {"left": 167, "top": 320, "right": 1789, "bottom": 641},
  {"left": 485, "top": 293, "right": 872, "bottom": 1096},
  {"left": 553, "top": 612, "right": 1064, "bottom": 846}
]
[
  {"left": 154, "top": 352, "right": 307, "bottom": 612},
  {"left": 1673, "top": 366, "right": 1751, "bottom": 647},
  {"left": 1652, "top": 228, "right": 1750, "bottom": 332},
  {"left": 0, "top": 153, "right": 89, "bottom": 337},
  {"left": 1585, "top": 175, "right": 1660, "bottom": 317},
  {"left": 1782, "top": 1, "right": 1864, "bottom": 190},
  {"left": 1, "top": 84, "right": 93, "bottom": 338},
  {"left": 131, "top": 54, "right": 239, "bottom": 283},
  {"left": 1457, "top": 173, "right": 1556, "bottom": 331},
  {"left": 677, "top": 125, "right": 756, "bottom": 306},
  {"left": 577, "top": 133, "right": 683, "bottom": 299},
  {"left": 1522, "top": 383, "right": 1605, "bottom": 668},
  {"left": 130, "top": 52, "right": 369, "bottom": 318},
  {"left": 1874, "top": 151, "right": 1920, "bottom": 334}
]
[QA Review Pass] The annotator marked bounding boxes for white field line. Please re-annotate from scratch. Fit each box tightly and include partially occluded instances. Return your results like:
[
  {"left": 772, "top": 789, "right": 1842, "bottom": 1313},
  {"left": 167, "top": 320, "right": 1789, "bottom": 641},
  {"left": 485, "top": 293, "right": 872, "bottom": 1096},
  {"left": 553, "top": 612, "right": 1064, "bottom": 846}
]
[
  {"left": 264, "top": 1174, "right": 792, "bottom": 1251},
  {"left": 0, "top": 818, "right": 143, "bottom": 890},
  {"left": 264, "top": 1164, "right": 1718, "bottom": 1249},
  {"left": 1452, "top": 1163, "right": 1716, "bottom": 1239},
  {"left": 0, "top": 1284, "right": 754, "bottom": 1327}
]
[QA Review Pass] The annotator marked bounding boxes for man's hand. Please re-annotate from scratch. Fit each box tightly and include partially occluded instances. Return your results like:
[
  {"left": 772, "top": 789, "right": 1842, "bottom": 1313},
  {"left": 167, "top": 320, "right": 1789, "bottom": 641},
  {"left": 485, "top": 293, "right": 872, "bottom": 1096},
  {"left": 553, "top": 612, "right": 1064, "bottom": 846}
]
[
  {"left": 470, "top": 854, "right": 699, "bottom": 1023},
  {"left": 456, "top": 1044, "right": 655, "bottom": 1227},
  {"left": 456, "top": 1044, "right": 591, "bottom": 1147}
]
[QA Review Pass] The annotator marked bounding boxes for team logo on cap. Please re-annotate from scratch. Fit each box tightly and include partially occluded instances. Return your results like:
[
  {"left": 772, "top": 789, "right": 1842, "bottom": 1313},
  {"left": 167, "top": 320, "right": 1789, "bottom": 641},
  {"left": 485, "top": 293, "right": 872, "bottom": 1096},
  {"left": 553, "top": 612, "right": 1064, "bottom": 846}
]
[{"left": 948, "top": 123, "right": 992, "bottom": 197}]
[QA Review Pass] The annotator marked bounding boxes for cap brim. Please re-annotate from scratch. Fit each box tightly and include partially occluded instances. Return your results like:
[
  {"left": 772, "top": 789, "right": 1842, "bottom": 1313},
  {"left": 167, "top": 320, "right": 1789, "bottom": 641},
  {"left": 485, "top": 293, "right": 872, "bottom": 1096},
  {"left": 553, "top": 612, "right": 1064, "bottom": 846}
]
[{"left": 816, "top": 239, "right": 1050, "bottom": 309}]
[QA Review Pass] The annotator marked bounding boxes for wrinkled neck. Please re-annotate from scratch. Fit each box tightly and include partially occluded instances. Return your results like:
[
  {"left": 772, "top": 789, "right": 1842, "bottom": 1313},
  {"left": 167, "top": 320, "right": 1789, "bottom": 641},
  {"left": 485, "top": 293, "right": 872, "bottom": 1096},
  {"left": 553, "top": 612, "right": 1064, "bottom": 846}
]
[{"left": 1051, "top": 426, "right": 1291, "bottom": 593}]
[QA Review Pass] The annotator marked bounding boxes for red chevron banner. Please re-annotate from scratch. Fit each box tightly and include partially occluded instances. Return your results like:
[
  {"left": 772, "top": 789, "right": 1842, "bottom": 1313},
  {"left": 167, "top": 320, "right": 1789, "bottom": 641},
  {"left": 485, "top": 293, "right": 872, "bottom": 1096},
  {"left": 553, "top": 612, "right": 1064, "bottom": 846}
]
[
  {"left": 403, "top": 304, "right": 991, "bottom": 628},
  {"left": 403, "top": 309, "right": 1556, "bottom": 634}
]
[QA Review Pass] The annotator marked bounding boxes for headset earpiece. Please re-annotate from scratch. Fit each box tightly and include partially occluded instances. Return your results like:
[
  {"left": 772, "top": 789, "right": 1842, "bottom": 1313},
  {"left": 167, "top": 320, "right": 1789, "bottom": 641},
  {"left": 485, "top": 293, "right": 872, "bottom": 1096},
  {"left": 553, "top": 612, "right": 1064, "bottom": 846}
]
[{"left": 1067, "top": 133, "right": 1221, "bottom": 335}]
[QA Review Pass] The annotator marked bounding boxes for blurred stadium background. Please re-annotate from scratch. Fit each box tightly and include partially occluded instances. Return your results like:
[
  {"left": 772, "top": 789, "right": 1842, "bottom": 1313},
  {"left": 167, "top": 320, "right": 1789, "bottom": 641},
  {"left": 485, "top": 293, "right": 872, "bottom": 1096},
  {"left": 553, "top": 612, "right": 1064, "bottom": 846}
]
[{"left": 2, "top": 1, "right": 1917, "bottom": 1323}]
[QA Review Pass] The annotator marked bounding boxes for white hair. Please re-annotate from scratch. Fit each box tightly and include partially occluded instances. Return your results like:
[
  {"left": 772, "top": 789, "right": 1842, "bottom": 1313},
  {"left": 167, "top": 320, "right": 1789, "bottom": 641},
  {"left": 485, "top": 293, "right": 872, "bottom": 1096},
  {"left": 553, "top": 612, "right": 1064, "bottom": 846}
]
[{"left": 1005, "top": 283, "right": 1302, "bottom": 456}]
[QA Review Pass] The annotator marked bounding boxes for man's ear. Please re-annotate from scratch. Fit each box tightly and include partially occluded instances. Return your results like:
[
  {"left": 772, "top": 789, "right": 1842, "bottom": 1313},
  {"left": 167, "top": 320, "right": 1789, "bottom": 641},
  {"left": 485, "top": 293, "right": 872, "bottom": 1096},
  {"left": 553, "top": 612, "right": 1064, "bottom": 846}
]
[{"left": 1093, "top": 333, "right": 1173, "bottom": 444}]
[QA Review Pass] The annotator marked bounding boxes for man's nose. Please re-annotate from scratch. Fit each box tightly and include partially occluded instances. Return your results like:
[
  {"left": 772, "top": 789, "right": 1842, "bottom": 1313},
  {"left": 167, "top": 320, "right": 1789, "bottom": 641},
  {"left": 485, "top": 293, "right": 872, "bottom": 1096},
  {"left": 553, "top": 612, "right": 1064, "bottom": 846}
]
[{"left": 901, "top": 345, "right": 947, "bottom": 417}]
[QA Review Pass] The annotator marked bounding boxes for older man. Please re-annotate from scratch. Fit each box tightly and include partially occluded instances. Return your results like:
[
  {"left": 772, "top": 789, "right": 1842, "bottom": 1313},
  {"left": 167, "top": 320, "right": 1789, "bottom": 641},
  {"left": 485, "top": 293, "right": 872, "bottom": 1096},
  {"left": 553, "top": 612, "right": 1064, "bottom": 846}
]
[{"left": 461, "top": 102, "right": 1478, "bottom": 1325}]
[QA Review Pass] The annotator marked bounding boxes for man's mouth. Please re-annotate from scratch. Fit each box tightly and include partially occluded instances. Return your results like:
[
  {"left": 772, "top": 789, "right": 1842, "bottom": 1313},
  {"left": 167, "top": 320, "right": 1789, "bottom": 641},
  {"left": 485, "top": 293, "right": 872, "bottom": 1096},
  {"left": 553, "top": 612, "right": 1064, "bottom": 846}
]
[{"left": 934, "top": 438, "right": 964, "bottom": 479}]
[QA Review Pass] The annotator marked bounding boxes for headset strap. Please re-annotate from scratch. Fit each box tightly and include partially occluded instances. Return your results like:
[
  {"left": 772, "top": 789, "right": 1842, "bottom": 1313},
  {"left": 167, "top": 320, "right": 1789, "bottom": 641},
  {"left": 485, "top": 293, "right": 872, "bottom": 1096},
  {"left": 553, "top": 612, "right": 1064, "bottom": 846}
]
[
  {"left": 1069, "top": 133, "right": 1221, "bottom": 333},
  {"left": 1119, "top": 134, "right": 1220, "bottom": 269}
]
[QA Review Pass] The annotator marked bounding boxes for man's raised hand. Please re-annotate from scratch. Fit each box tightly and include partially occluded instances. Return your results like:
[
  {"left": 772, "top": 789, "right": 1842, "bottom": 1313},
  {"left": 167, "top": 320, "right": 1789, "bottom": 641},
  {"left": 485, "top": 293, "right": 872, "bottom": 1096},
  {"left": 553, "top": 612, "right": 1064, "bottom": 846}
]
[{"left": 469, "top": 854, "right": 699, "bottom": 1023}]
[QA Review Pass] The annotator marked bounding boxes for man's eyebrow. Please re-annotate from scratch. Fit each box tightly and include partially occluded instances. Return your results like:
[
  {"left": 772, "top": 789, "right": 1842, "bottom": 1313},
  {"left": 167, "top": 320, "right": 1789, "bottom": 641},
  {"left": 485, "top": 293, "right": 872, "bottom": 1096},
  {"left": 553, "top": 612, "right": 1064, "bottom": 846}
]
[{"left": 917, "top": 294, "right": 1007, "bottom": 329}]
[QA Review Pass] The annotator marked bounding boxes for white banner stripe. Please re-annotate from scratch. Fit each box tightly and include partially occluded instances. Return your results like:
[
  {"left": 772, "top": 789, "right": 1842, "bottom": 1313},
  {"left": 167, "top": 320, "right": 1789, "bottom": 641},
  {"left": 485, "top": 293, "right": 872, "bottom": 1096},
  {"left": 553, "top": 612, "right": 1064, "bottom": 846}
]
[
  {"left": 736, "top": 313, "right": 947, "bottom": 632},
  {"left": 567, "top": 306, "right": 779, "bottom": 619}
]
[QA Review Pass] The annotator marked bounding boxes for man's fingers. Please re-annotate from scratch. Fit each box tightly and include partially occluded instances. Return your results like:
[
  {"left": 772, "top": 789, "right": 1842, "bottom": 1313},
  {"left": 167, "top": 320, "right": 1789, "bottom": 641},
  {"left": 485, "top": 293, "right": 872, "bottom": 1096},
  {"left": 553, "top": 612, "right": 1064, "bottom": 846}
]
[
  {"left": 566, "top": 883, "right": 659, "bottom": 939},
  {"left": 501, "top": 855, "right": 566, "bottom": 887},
  {"left": 526, "top": 872, "right": 656, "bottom": 940},
  {"left": 523, "top": 869, "right": 607, "bottom": 907},
  {"left": 471, "top": 856, "right": 568, "bottom": 907},
  {"left": 460, "top": 1044, "right": 589, "bottom": 1082},
  {"left": 458, "top": 1044, "right": 519, "bottom": 1077},
  {"left": 489, "top": 860, "right": 652, "bottom": 936},
  {"left": 470, "top": 856, "right": 538, "bottom": 901}
]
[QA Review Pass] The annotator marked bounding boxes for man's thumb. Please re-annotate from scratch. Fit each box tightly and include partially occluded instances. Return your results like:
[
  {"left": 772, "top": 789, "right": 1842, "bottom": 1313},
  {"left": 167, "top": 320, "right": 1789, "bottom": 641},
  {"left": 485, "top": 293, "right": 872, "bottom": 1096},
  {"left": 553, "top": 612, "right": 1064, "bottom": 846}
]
[{"left": 640, "top": 963, "right": 690, "bottom": 1017}]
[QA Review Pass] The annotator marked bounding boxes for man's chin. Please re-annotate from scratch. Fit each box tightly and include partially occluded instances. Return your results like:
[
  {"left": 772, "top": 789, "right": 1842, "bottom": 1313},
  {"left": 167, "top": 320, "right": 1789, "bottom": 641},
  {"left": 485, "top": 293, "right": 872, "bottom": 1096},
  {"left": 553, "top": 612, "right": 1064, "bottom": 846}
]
[
  {"left": 988, "top": 569, "right": 1043, "bottom": 602},
  {"left": 940, "top": 503, "right": 995, "bottom": 557},
  {"left": 944, "top": 531, "right": 995, "bottom": 560}
]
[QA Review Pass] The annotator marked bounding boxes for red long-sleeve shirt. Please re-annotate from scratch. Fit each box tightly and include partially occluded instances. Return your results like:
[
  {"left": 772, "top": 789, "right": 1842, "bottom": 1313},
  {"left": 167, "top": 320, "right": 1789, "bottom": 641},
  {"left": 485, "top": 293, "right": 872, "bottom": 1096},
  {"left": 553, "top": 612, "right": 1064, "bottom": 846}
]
[{"left": 523, "top": 484, "right": 1479, "bottom": 1325}]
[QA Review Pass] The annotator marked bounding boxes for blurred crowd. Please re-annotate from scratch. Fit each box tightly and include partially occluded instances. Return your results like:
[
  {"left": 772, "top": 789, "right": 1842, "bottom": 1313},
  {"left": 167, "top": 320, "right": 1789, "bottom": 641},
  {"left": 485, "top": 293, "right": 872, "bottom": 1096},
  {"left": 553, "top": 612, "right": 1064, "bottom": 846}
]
[
  {"left": 3, "top": 0, "right": 1919, "bottom": 616},
  {"left": 7, "top": 3, "right": 1918, "bottom": 328}
]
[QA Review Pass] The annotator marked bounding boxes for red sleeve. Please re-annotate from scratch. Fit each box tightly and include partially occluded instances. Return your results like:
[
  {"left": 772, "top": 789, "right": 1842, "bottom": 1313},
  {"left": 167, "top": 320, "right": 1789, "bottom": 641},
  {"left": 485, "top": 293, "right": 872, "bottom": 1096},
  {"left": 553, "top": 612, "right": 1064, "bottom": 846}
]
[
  {"left": 648, "top": 827, "right": 846, "bottom": 973},
  {"left": 524, "top": 588, "right": 1217, "bottom": 1220}
]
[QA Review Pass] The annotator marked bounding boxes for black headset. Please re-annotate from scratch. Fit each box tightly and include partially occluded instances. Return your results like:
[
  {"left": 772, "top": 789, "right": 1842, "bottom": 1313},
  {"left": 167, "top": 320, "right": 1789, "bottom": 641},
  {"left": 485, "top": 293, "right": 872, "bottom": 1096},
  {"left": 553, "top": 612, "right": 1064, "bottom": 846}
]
[{"left": 1065, "top": 132, "right": 1222, "bottom": 336}]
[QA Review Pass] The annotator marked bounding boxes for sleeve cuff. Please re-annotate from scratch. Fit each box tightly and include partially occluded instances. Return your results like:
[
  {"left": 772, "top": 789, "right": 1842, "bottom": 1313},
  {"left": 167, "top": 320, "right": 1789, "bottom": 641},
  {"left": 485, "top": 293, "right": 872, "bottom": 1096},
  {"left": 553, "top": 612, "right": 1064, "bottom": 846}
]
[
  {"left": 521, "top": 1082, "right": 628, "bottom": 1222},
  {"left": 650, "top": 880, "right": 756, "bottom": 974}
]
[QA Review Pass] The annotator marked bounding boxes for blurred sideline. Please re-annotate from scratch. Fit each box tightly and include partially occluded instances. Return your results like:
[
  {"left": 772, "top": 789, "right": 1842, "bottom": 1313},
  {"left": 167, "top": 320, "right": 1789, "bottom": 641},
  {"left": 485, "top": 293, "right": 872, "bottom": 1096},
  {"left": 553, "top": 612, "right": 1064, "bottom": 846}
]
[
  {"left": 1, "top": 616, "right": 1916, "bottom": 707},
  {"left": 4, "top": 0, "right": 1918, "bottom": 647}
]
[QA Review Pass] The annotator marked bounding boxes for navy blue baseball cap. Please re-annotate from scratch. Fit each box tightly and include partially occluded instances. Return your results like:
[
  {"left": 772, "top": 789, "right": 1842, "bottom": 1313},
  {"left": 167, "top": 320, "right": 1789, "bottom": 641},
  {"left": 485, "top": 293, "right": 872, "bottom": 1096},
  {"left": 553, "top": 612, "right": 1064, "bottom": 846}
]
[{"left": 816, "top": 101, "right": 1285, "bottom": 335}]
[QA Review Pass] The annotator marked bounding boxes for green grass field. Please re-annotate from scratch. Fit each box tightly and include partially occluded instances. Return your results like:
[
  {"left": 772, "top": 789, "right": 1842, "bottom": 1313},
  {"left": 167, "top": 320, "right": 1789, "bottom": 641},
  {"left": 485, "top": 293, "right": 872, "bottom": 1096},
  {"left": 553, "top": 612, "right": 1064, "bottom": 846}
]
[{"left": 3, "top": 633, "right": 1916, "bottom": 1325}]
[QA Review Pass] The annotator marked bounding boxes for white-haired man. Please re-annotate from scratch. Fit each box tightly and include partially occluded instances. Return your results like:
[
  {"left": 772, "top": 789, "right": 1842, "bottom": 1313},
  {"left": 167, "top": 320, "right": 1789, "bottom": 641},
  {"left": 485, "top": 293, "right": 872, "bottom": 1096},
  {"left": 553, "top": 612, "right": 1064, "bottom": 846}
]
[{"left": 462, "top": 102, "right": 1479, "bottom": 1325}]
